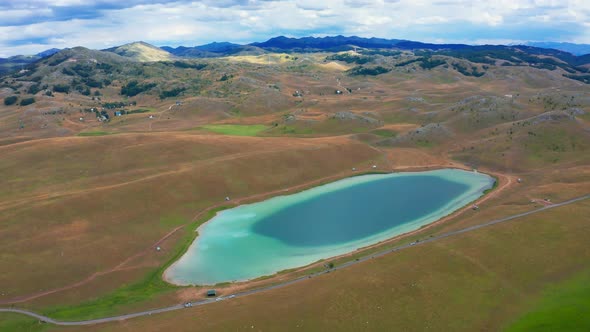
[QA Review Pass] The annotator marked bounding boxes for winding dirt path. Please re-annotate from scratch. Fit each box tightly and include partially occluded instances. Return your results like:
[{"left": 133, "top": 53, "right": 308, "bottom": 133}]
[{"left": 0, "top": 225, "right": 185, "bottom": 305}]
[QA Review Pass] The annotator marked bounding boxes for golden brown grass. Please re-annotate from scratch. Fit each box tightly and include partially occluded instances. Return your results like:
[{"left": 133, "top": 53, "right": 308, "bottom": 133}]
[{"left": 0, "top": 133, "right": 380, "bottom": 304}]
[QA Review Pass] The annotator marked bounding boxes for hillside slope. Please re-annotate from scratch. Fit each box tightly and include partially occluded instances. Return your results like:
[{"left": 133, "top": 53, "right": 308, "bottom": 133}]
[{"left": 104, "top": 41, "right": 173, "bottom": 62}]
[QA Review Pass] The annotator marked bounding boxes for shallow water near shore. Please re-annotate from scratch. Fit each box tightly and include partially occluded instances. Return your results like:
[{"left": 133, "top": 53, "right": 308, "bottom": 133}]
[{"left": 165, "top": 169, "right": 494, "bottom": 285}]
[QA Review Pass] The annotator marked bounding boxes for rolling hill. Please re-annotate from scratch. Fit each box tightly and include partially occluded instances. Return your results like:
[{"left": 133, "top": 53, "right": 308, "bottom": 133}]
[
  {"left": 0, "top": 35, "right": 589, "bottom": 331},
  {"left": 104, "top": 41, "right": 173, "bottom": 62}
]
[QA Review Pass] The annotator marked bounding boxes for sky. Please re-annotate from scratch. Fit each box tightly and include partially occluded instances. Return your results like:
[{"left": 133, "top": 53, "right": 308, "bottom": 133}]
[{"left": 1, "top": 0, "right": 589, "bottom": 57}]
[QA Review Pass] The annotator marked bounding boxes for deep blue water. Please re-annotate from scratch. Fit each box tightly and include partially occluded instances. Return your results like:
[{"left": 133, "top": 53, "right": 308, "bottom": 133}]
[{"left": 252, "top": 175, "right": 468, "bottom": 246}]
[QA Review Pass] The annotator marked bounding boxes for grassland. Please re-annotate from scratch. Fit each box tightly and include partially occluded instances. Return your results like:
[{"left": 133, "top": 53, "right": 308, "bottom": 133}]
[
  {"left": 0, "top": 47, "right": 589, "bottom": 331},
  {"left": 506, "top": 268, "right": 590, "bottom": 332},
  {"left": 0, "top": 133, "right": 380, "bottom": 306},
  {"left": 24, "top": 199, "right": 585, "bottom": 332},
  {"left": 200, "top": 124, "right": 267, "bottom": 136}
]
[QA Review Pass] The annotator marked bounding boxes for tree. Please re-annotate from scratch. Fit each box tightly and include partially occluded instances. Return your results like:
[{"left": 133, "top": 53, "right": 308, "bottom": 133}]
[
  {"left": 19, "top": 97, "right": 36, "bottom": 106},
  {"left": 4, "top": 96, "right": 18, "bottom": 105},
  {"left": 53, "top": 84, "right": 70, "bottom": 94}
]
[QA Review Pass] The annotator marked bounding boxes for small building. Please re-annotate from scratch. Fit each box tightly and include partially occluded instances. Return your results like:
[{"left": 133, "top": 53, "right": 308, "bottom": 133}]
[
  {"left": 206, "top": 289, "right": 217, "bottom": 297},
  {"left": 225, "top": 196, "right": 230, "bottom": 201},
  {"left": 517, "top": 178, "right": 523, "bottom": 183},
  {"left": 335, "top": 90, "right": 343, "bottom": 95},
  {"left": 156, "top": 246, "right": 161, "bottom": 251},
  {"left": 372, "top": 165, "right": 377, "bottom": 169},
  {"left": 114, "top": 111, "right": 122, "bottom": 117}
]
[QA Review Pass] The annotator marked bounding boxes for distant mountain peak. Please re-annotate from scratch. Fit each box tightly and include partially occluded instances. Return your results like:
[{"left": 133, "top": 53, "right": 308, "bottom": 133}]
[
  {"left": 250, "top": 35, "right": 405, "bottom": 51},
  {"left": 523, "top": 41, "right": 590, "bottom": 56},
  {"left": 36, "top": 48, "right": 61, "bottom": 58},
  {"left": 104, "top": 41, "right": 172, "bottom": 62}
]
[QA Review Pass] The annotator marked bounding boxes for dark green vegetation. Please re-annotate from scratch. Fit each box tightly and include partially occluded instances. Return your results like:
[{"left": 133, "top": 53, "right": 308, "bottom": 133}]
[
  {"left": 347, "top": 65, "right": 390, "bottom": 76},
  {"left": 19, "top": 97, "right": 35, "bottom": 106},
  {"left": 159, "top": 87, "right": 186, "bottom": 99},
  {"left": 452, "top": 63, "right": 485, "bottom": 77},
  {"left": 564, "top": 74, "right": 590, "bottom": 84},
  {"left": 27, "top": 83, "right": 42, "bottom": 95},
  {"left": 326, "top": 53, "right": 374, "bottom": 64},
  {"left": 121, "top": 80, "right": 157, "bottom": 97},
  {"left": 418, "top": 57, "right": 446, "bottom": 70},
  {"left": 169, "top": 61, "right": 207, "bottom": 70},
  {"left": 3, "top": 95, "right": 17, "bottom": 105},
  {"left": 52, "top": 84, "right": 70, "bottom": 94}
]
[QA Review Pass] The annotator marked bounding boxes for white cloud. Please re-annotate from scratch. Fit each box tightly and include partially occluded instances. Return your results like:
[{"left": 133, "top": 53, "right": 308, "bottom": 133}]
[{"left": 0, "top": 0, "right": 589, "bottom": 56}]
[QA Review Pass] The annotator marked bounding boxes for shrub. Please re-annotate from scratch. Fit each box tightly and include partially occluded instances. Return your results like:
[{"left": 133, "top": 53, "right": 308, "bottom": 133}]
[
  {"left": 347, "top": 66, "right": 390, "bottom": 76},
  {"left": 121, "top": 80, "right": 156, "bottom": 97},
  {"left": 159, "top": 87, "right": 186, "bottom": 99},
  {"left": 4, "top": 96, "right": 18, "bottom": 105},
  {"left": 53, "top": 84, "right": 70, "bottom": 93},
  {"left": 419, "top": 58, "right": 446, "bottom": 70},
  {"left": 326, "top": 53, "right": 373, "bottom": 64},
  {"left": 27, "top": 83, "right": 41, "bottom": 95},
  {"left": 20, "top": 97, "right": 35, "bottom": 106},
  {"left": 171, "top": 61, "right": 207, "bottom": 70}
]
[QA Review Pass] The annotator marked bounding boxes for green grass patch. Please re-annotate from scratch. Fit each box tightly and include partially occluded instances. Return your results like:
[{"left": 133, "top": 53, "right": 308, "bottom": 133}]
[
  {"left": 0, "top": 313, "right": 49, "bottom": 332},
  {"left": 505, "top": 269, "right": 590, "bottom": 332},
  {"left": 77, "top": 131, "right": 110, "bottom": 137},
  {"left": 42, "top": 206, "right": 230, "bottom": 321},
  {"left": 483, "top": 175, "right": 499, "bottom": 195},
  {"left": 201, "top": 124, "right": 267, "bottom": 136},
  {"left": 371, "top": 129, "right": 397, "bottom": 138}
]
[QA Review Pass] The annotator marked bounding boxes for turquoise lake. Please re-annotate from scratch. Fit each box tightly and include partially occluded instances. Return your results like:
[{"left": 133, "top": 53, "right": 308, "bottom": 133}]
[{"left": 165, "top": 169, "right": 494, "bottom": 285}]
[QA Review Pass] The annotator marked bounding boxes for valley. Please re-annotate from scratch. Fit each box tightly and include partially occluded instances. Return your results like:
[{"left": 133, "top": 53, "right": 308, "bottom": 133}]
[{"left": 0, "top": 36, "right": 589, "bottom": 331}]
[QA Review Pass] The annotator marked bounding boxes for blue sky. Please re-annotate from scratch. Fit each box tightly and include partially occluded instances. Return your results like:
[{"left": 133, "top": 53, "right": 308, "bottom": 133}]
[{"left": 0, "top": 0, "right": 589, "bottom": 57}]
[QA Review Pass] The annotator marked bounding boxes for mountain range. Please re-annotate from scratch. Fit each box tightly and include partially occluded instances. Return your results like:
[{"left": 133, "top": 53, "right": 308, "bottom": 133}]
[{"left": 1, "top": 36, "right": 590, "bottom": 77}]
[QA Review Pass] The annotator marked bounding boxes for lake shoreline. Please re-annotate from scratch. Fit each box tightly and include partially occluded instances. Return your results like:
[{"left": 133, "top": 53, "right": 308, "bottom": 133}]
[{"left": 164, "top": 166, "right": 500, "bottom": 286}]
